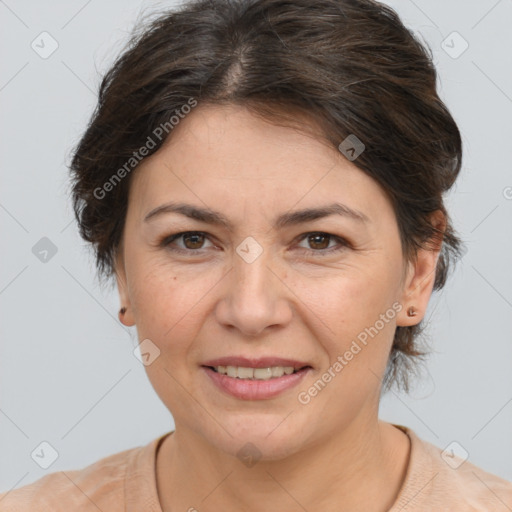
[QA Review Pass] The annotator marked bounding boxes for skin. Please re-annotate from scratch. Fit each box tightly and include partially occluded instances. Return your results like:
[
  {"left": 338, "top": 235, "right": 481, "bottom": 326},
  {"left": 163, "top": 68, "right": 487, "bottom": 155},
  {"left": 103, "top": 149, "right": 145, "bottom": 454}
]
[{"left": 115, "top": 103, "right": 445, "bottom": 512}]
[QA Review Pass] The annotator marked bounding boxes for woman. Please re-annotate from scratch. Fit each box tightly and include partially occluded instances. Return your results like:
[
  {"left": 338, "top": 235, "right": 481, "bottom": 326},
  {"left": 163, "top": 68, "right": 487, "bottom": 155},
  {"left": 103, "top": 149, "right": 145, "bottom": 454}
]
[{"left": 1, "top": 0, "right": 511, "bottom": 510}]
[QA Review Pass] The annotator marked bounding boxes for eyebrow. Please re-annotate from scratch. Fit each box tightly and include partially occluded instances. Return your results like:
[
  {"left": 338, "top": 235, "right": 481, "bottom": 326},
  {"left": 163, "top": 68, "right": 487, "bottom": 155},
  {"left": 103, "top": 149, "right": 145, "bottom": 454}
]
[{"left": 144, "top": 201, "right": 370, "bottom": 229}]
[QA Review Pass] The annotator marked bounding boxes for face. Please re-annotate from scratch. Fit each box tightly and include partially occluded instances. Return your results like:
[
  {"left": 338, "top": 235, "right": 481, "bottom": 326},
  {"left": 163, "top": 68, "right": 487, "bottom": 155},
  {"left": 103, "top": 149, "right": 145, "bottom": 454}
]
[{"left": 116, "top": 103, "right": 441, "bottom": 459}]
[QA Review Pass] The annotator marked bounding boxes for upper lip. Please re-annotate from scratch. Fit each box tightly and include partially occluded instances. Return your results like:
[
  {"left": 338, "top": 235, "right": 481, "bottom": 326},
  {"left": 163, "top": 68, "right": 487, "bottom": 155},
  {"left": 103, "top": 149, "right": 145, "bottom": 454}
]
[{"left": 202, "top": 356, "right": 311, "bottom": 370}]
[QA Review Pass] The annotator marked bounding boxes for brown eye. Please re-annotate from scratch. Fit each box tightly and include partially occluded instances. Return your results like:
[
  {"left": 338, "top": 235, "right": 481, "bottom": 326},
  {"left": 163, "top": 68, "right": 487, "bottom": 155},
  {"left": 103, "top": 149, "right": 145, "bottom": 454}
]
[
  {"left": 296, "top": 232, "right": 349, "bottom": 256},
  {"left": 307, "top": 233, "right": 331, "bottom": 250},
  {"left": 181, "top": 232, "right": 206, "bottom": 249},
  {"left": 160, "top": 231, "right": 214, "bottom": 253}
]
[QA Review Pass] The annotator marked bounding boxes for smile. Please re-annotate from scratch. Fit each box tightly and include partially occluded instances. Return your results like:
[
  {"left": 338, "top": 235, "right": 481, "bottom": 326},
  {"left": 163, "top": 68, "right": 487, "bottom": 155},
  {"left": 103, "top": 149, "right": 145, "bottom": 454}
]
[
  {"left": 201, "top": 364, "right": 312, "bottom": 400},
  {"left": 210, "top": 365, "right": 303, "bottom": 380}
]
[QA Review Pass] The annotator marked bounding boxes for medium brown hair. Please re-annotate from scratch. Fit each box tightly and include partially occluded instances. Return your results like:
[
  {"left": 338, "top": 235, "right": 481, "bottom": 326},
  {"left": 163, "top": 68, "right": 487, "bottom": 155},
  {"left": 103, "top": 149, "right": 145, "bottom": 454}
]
[{"left": 68, "top": 0, "right": 465, "bottom": 393}]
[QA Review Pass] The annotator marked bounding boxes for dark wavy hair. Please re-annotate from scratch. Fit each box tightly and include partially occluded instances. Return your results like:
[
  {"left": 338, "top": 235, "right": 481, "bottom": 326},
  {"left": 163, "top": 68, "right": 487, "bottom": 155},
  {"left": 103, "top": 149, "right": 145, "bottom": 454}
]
[{"left": 67, "top": 0, "right": 465, "bottom": 393}]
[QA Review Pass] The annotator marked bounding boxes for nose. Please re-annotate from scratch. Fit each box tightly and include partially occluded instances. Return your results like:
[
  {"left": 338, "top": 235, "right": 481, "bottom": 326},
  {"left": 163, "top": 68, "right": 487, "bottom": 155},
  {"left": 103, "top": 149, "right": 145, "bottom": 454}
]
[{"left": 214, "top": 248, "right": 293, "bottom": 338}]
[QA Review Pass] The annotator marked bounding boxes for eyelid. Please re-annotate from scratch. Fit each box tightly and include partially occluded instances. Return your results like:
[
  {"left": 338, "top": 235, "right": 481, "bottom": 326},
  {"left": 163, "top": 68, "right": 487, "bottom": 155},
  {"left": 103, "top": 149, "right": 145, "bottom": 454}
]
[
  {"left": 159, "top": 230, "right": 350, "bottom": 256},
  {"left": 159, "top": 231, "right": 217, "bottom": 251},
  {"left": 294, "top": 232, "right": 351, "bottom": 253}
]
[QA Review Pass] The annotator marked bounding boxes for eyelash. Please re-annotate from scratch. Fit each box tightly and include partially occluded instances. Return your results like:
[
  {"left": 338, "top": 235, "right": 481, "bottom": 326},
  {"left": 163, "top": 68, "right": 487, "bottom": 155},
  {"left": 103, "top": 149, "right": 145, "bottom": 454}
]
[{"left": 158, "top": 231, "right": 350, "bottom": 257}]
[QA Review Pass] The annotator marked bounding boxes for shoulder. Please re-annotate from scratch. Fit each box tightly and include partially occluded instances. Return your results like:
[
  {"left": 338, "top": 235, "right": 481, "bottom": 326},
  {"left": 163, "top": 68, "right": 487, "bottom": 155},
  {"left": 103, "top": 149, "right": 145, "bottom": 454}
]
[
  {"left": 424, "top": 438, "right": 512, "bottom": 509},
  {"left": 0, "top": 444, "right": 140, "bottom": 512},
  {"left": 395, "top": 425, "right": 512, "bottom": 511}
]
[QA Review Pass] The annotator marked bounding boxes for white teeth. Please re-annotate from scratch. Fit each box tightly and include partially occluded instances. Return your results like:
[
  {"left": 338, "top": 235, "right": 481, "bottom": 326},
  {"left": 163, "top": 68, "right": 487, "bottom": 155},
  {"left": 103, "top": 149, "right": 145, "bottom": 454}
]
[
  {"left": 253, "top": 368, "right": 272, "bottom": 380},
  {"left": 213, "top": 365, "right": 298, "bottom": 379},
  {"left": 271, "top": 366, "right": 284, "bottom": 378},
  {"left": 238, "top": 367, "right": 255, "bottom": 379}
]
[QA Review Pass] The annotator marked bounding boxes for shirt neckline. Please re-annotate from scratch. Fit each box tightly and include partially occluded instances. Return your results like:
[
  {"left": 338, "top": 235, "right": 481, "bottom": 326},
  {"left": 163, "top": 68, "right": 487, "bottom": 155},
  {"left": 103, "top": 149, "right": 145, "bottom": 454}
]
[
  {"left": 125, "top": 430, "right": 171, "bottom": 512},
  {"left": 387, "top": 424, "right": 431, "bottom": 511},
  {"left": 126, "top": 424, "right": 424, "bottom": 512}
]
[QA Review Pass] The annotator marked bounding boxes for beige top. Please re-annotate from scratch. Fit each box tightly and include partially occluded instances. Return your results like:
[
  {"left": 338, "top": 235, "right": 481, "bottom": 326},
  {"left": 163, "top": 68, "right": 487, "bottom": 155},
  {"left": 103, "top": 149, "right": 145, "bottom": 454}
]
[{"left": 1, "top": 424, "right": 511, "bottom": 511}]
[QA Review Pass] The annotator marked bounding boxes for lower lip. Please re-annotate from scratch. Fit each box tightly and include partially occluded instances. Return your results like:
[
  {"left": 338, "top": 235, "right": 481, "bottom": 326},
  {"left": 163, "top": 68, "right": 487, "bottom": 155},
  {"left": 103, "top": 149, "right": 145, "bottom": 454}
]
[{"left": 202, "top": 366, "right": 311, "bottom": 400}]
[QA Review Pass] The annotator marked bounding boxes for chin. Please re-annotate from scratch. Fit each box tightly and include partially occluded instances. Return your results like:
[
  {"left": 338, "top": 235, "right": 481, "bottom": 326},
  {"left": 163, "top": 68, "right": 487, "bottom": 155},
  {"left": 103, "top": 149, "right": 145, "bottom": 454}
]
[{"left": 206, "top": 414, "right": 309, "bottom": 462}]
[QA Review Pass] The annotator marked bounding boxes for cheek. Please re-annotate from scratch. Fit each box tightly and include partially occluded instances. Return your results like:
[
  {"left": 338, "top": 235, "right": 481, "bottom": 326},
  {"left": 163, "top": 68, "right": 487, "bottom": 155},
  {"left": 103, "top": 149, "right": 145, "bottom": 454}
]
[
  {"left": 299, "top": 277, "right": 399, "bottom": 421},
  {"left": 128, "top": 261, "right": 221, "bottom": 349},
  {"left": 300, "top": 271, "right": 398, "bottom": 375},
  {"left": 300, "top": 267, "right": 396, "bottom": 330}
]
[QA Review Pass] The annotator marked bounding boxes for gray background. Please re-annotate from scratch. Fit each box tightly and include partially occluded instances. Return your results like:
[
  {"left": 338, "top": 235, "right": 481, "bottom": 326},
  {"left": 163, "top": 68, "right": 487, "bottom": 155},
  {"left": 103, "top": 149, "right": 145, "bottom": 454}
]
[{"left": 1, "top": 0, "right": 511, "bottom": 492}]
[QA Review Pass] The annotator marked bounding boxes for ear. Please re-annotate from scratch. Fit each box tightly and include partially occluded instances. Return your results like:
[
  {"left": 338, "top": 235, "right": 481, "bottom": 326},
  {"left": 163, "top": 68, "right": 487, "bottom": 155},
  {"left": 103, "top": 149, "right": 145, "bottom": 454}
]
[
  {"left": 396, "top": 210, "right": 446, "bottom": 327},
  {"left": 114, "top": 245, "right": 136, "bottom": 327}
]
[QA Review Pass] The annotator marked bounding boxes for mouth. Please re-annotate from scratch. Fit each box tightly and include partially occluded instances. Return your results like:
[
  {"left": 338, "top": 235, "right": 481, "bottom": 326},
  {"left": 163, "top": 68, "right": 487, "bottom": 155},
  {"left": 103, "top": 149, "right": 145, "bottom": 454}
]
[
  {"left": 204, "top": 364, "right": 311, "bottom": 380},
  {"left": 200, "top": 357, "right": 312, "bottom": 400}
]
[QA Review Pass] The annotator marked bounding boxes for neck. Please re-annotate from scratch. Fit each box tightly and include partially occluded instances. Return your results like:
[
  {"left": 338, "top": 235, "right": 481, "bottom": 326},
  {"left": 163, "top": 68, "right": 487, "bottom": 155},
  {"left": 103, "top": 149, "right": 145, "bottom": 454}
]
[{"left": 156, "top": 418, "right": 411, "bottom": 512}]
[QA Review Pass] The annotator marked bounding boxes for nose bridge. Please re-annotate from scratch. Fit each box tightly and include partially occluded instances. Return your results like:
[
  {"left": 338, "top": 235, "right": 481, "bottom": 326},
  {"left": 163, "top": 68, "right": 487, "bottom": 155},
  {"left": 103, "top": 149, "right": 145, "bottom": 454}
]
[
  {"left": 217, "top": 240, "right": 291, "bottom": 336},
  {"left": 234, "top": 246, "right": 272, "bottom": 297},
  {"left": 233, "top": 232, "right": 274, "bottom": 290},
  {"left": 233, "top": 243, "right": 276, "bottom": 309}
]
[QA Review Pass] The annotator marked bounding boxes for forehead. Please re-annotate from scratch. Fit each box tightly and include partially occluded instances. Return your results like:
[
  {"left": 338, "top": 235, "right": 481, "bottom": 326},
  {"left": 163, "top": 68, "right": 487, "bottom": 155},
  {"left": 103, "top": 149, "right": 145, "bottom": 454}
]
[
  {"left": 152, "top": 103, "right": 339, "bottom": 177},
  {"left": 128, "top": 103, "right": 393, "bottom": 227}
]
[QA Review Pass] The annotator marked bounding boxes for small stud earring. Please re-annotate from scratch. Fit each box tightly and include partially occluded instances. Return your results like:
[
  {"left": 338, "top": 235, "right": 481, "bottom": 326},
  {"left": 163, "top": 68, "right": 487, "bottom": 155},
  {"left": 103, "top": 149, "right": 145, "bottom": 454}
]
[
  {"left": 407, "top": 306, "right": 417, "bottom": 317},
  {"left": 119, "top": 307, "right": 127, "bottom": 316}
]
